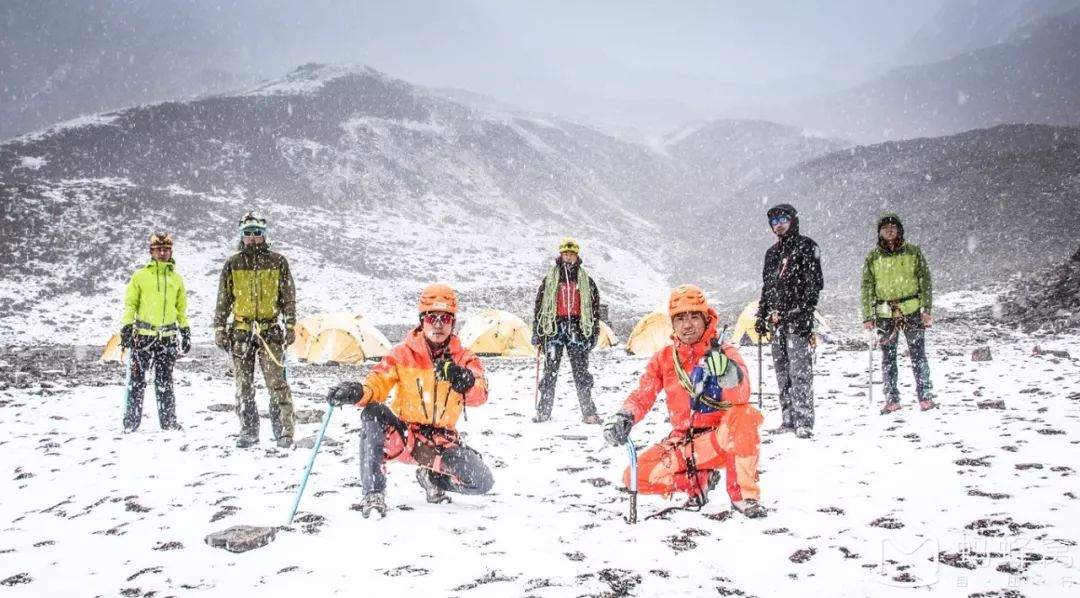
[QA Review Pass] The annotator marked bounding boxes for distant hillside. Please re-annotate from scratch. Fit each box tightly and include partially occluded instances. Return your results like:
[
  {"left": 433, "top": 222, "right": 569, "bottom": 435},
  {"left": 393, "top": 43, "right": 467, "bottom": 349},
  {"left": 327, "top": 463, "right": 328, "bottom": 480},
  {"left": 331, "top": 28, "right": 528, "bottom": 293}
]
[
  {"left": 784, "top": 7, "right": 1080, "bottom": 142},
  {"left": 663, "top": 119, "right": 847, "bottom": 197},
  {"left": 688, "top": 124, "right": 1080, "bottom": 305}
]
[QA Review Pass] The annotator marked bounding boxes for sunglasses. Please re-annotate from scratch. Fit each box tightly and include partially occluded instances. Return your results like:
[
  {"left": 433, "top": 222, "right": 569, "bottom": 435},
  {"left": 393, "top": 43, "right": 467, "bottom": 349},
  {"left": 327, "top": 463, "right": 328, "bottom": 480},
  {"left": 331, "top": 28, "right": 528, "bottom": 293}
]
[
  {"left": 242, "top": 229, "right": 265, "bottom": 237},
  {"left": 421, "top": 313, "right": 455, "bottom": 326},
  {"left": 769, "top": 215, "right": 791, "bottom": 226}
]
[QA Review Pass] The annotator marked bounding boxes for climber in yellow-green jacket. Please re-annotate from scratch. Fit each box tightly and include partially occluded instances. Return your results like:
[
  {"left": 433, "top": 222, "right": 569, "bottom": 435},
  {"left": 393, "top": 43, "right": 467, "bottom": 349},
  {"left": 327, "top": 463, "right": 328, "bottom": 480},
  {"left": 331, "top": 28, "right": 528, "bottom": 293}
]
[
  {"left": 119, "top": 232, "right": 190, "bottom": 433},
  {"left": 213, "top": 211, "right": 297, "bottom": 449}
]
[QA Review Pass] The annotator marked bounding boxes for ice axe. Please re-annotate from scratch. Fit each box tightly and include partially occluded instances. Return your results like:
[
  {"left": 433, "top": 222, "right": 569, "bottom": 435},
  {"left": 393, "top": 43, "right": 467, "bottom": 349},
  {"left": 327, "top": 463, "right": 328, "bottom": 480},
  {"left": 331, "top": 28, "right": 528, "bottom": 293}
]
[
  {"left": 287, "top": 403, "right": 335, "bottom": 524},
  {"left": 205, "top": 404, "right": 336, "bottom": 553},
  {"left": 625, "top": 437, "right": 638, "bottom": 524}
]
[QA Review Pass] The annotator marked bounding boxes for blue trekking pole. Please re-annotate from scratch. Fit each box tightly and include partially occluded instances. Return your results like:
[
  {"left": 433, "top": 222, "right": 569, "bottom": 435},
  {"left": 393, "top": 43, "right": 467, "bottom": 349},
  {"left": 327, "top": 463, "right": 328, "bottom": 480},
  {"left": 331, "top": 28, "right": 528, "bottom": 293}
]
[
  {"left": 287, "top": 404, "right": 334, "bottom": 524},
  {"left": 625, "top": 437, "right": 637, "bottom": 524}
]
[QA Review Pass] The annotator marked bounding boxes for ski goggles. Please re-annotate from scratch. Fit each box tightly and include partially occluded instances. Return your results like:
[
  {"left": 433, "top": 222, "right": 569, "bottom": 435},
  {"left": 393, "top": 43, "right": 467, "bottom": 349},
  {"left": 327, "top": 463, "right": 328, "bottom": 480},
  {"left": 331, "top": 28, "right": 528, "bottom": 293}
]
[
  {"left": 769, "top": 215, "right": 791, "bottom": 226},
  {"left": 242, "top": 228, "right": 265, "bottom": 237},
  {"left": 421, "top": 312, "right": 455, "bottom": 326}
]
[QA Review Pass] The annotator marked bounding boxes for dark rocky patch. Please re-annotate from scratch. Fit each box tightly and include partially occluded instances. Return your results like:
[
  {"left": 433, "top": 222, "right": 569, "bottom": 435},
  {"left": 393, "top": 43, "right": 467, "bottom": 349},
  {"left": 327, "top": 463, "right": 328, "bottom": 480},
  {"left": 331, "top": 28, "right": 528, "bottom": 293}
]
[
  {"left": 870, "top": 517, "right": 904, "bottom": 529},
  {"left": 968, "top": 489, "right": 1011, "bottom": 500},
  {"left": 584, "top": 477, "right": 610, "bottom": 488},
  {"left": 838, "top": 546, "right": 860, "bottom": 559},
  {"left": 597, "top": 568, "right": 642, "bottom": 597},
  {"left": 789, "top": 547, "right": 817, "bottom": 563},
  {"left": 126, "top": 566, "right": 162, "bottom": 582},
  {"left": 153, "top": 541, "right": 183, "bottom": 551},
  {"left": 450, "top": 570, "right": 518, "bottom": 591},
  {"left": 1015, "top": 463, "right": 1043, "bottom": 470},
  {"left": 125, "top": 500, "right": 151, "bottom": 513},
  {"left": 817, "top": 506, "right": 845, "bottom": 515},
  {"left": 762, "top": 527, "right": 789, "bottom": 535},
  {"left": 1, "top": 573, "right": 31, "bottom": 586},
  {"left": 382, "top": 565, "right": 429, "bottom": 577},
  {"left": 292, "top": 513, "right": 326, "bottom": 535},
  {"left": 278, "top": 566, "right": 299, "bottom": 574},
  {"left": 1037, "top": 428, "right": 1065, "bottom": 435},
  {"left": 207, "top": 403, "right": 233, "bottom": 412},
  {"left": 955, "top": 457, "right": 992, "bottom": 467},
  {"left": 209, "top": 505, "right": 239, "bottom": 522},
  {"left": 704, "top": 510, "right": 733, "bottom": 522},
  {"left": 965, "top": 517, "right": 1046, "bottom": 537},
  {"left": 565, "top": 551, "right": 585, "bottom": 561},
  {"left": 663, "top": 534, "right": 698, "bottom": 552},
  {"left": 966, "top": 590, "right": 1025, "bottom": 598}
]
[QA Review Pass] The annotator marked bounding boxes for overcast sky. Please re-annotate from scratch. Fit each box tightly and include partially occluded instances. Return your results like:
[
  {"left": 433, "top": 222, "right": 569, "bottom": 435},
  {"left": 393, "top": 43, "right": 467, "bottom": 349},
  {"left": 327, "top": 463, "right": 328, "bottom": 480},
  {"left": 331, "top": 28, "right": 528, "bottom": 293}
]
[{"left": 209, "top": 0, "right": 942, "bottom": 110}]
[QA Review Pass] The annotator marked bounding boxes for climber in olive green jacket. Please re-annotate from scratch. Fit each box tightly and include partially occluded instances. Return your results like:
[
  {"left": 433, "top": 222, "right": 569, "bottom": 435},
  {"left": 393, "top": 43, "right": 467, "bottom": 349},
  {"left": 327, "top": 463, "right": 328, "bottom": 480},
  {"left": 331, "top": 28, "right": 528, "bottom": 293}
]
[
  {"left": 119, "top": 232, "right": 189, "bottom": 433},
  {"left": 860, "top": 212, "right": 935, "bottom": 414},
  {"left": 213, "top": 212, "right": 297, "bottom": 449}
]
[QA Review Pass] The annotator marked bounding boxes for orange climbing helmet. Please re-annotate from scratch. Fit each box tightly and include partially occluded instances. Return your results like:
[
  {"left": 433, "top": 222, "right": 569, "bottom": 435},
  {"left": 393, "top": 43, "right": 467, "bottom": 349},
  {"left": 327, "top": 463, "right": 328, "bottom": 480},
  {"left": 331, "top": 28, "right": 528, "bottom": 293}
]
[
  {"left": 417, "top": 283, "right": 458, "bottom": 315},
  {"left": 668, "top": 284, "right": 718, "bottom": 324}
]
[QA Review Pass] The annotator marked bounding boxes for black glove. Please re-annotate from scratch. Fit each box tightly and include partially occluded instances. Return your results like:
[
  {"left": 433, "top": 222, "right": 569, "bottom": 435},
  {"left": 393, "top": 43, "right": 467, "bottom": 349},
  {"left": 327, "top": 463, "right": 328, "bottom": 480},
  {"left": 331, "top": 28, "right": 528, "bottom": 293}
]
[
  {"left": 285, "top": 326, "right": 296, "bottom": 346},
  {"left": 327, "top": 382, "right": 364, "bottom": 406},
  {"left": 120, "top": 324, "right": 135, "bottom": 349},
  {"left": 753, "top": 318, "right": 768, "bottom": 336},
  {"left": 436, "top": 358, "right": 476, "bottom": 394},
  {"left": 531, "top": 332, "right": 542, "bottom": 348},
  {"left": 602, "top": 411, "right": 633, "bottom": 447},
  {"left": 179, "top": 327, "right": 191, "bottom": 354},
  {"left": 214, "top": 327, "right": 230, "bottom": 351}
]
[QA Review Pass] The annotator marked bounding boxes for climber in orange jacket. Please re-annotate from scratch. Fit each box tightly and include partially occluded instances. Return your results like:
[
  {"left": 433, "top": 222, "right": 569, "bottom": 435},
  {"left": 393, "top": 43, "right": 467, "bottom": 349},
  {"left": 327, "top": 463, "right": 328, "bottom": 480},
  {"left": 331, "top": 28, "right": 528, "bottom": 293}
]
[
  {"left": 602, "top": 284, "right": 767, "bottom": 518},
  {"left": 326, "top": 284, "right": 492, "bottom": 518}
]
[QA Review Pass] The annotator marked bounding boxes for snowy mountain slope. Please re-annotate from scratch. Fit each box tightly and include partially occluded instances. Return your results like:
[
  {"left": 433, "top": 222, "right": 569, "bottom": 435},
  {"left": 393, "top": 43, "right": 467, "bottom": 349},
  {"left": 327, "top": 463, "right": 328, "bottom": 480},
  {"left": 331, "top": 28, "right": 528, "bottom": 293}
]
[
  {"left": 1, "top": 314, "right": 1078, "bottom": 596},
  {"left": 0, "top": 64, "right": 688, "bottom": 346}
]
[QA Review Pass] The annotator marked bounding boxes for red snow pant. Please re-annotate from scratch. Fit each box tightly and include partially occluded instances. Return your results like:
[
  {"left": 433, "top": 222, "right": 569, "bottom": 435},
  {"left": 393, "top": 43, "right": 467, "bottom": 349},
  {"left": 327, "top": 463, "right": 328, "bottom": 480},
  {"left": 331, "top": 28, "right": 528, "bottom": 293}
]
[{"left": 622, "top": 405, "right": 763, "bottom": 502}]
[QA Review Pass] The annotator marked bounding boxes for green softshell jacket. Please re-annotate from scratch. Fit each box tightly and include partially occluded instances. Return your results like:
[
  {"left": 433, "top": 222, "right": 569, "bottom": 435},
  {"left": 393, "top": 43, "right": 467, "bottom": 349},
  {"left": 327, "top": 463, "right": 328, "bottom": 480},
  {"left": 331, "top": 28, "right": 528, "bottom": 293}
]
[
  {"left": 860, "top": 243, "right": 932, "bottom": 320},
  {"left": 121, "top": 260, "right": 189, "bottom": 335},
  {"left": 213, "top": 243, "right": 296, "bottom": 331}
]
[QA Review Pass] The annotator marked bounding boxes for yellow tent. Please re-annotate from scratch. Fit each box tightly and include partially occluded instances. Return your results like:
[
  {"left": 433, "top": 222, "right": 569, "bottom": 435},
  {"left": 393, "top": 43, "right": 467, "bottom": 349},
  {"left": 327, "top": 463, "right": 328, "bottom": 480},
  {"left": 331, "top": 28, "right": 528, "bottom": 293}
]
[
  {"left": 626, "top": 311, "right": 673, "bottom": 355},
  {"left": 300, "top": 311, "right": 392, "bottom": 364},
  {"left": 595, "top": 320, "right": 619, "bottom": 350},
  {"left": 458, "top": 309, "right": 535, "bottom": 357},
  {"left": 731, "top": 300, "right": 836, "bottom": 346},
  {"left": 100, "top": 333, "right": 125, "bottom": 362},
  {"left": 287, "top": 315, "right": 323, "bottom": 361}
]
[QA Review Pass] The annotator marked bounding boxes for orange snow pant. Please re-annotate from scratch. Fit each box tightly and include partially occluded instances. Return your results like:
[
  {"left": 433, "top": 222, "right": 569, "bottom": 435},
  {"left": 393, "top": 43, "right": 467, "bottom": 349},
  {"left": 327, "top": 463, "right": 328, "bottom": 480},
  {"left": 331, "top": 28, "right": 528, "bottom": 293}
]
[{"left": 621, "top": 406, "right": 763, "bottom": 502}]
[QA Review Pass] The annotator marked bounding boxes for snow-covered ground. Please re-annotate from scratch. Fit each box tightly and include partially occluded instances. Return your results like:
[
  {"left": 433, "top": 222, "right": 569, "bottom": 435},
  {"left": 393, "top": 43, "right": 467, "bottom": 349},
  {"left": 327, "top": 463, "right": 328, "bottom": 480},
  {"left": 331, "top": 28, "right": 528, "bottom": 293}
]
[{"left": 2, "top": 323, "right": 1079, "bottom": 597}]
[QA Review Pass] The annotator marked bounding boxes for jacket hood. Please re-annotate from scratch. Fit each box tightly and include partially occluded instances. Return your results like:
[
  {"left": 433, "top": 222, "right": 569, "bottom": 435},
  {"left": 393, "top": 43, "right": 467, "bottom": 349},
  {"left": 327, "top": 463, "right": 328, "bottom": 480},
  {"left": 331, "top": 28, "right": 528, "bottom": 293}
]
[
  {"left": 877, "top": 212, "right": 905, "bottom": 250},
  {"left": 767, "top": 203, "right": 800, "bottom": 237}
]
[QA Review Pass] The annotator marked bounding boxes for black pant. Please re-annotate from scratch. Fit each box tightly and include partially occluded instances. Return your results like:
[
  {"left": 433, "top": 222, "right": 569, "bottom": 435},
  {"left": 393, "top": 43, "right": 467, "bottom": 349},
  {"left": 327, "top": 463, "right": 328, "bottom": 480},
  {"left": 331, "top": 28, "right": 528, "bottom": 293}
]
[
  {"left": 359, "top": 404, "right": 493, "bottom": 495},
  {"left": 123, "top": 337, "right": 179, "bottom": 431},
  {"left": 537, "top": 342, "right": 595, "bottom": 417}
]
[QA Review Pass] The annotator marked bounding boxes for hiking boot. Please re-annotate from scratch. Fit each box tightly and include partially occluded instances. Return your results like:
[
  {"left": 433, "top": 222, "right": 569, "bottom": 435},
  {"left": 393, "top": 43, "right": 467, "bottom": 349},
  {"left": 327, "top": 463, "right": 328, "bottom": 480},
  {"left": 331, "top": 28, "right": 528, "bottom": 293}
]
[
  {"left": 581, "top": 414, "right": 601, "bottom": 425},
  {"left": 416, "top": 468, "right": 452, "bottom": 504},
  {"left": 162, "top": 422, "right": 183, "bottom": 431},
  {"left": 276, "top": 436, "right": 293, "bottom": 449},
  {"left": 880, "top": 402, "right": 902, "bottom": 415},
  {"left": 531, "top": 413, "right": 551, "bottom": 423},
  {"left": 707, "top": 469, "right": 723, "bottom": 492},
  {"left": 235, "top": 434, "right": 258, "bottom": 448},
  {"left": 918, "top": 399, "right": 937, "bottom": 411},
  {"left": 795, "top": 426, "right": 813, "bottom": 439},
  {"left": 123, "top": 425, "right": 138, "bottom": 434},
  {"left": 731, "top": 499, "right": 768, "bottom": 519},
  {"left": 767, "top": 425, "right": 795, "bottom": 435},
  {"left": 359, "top": 491, "right": 387, "bottom": 519}
]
